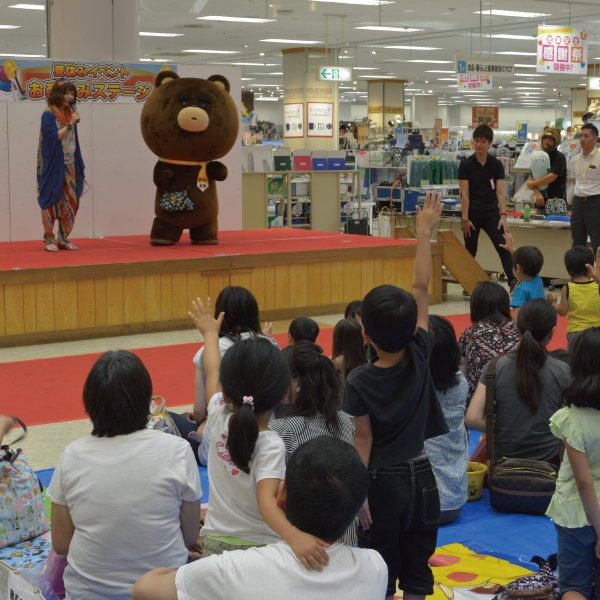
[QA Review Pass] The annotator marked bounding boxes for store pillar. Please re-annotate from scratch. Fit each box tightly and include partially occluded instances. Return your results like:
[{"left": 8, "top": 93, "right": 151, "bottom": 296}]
[
  {"left": 49, "top": 0, "right": 140, "bottom": 62},
  {"left": 571, "top": 87, "right": 587, "bottom": 129},
  {"left": 282, "top": 48, "right": 339, "bottom": 152},
  {"left": 367, "top": 80, "right": 405, "bottom": 134}
]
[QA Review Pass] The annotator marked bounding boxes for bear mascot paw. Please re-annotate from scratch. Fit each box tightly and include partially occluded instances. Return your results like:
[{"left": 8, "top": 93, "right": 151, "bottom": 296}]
[{"left": 141, "top": 70, "right": 239, "bottom": 245}]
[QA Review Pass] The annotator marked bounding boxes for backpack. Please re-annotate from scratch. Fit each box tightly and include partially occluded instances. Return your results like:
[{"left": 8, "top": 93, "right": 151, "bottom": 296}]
[{"left": 493, "top": 555, "right": 559, "bottom": 600}]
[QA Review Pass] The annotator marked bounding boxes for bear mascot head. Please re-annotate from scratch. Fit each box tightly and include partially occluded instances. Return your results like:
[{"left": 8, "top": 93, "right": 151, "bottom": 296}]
[{"left": 141, "top": 70, "right": 239, "bottom": 245}]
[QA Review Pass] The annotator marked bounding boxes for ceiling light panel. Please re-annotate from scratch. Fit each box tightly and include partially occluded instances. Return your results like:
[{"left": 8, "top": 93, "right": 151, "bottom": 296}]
[
  {"left": 354, "top": 26, "right": 423, "bottom": 32},
  {"left": 8, "top": 4, "right": 45, "bottom": 9},
  {"left": 197, "top": 16, "right": 275, "bottom": 23},
  {"left": 474, "top": 10, "right": 550, "bottom": 17},
  {"left": 0, "top": 25, "right": 20, "bottom": 29},
  {"left": 260, "top": 39, "right": 323, "bottom": 44},
  {"left": 140, "top": 32, "right": 184, "bottom": 37},
  {"left": 182, "top": 49, "right": 240, "bottom": 54}
]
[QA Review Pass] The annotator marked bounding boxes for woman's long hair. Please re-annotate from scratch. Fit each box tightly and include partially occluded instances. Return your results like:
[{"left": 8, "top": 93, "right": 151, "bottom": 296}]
[
  {"left": 221, "top": 338, "right": 290, "bottom": 474},
  {"left": 47, "top": 80, "right": 77, "bottom": 109},
  {"left": 288, "top": 341, "right": 343, "bottom": 435},
  {"left": 514, "top": 299, "right": 557, "bottom": 411},
  {"left": 428, "top": 315, "right": 462, "bottom": 393},
  {"left": 332, "top": 319, "right": 368, "bottom": 376}
]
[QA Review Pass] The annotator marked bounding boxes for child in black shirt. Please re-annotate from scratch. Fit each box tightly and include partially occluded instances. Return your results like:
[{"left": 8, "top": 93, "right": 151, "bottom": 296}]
[{"left": 342, "top": 192, "right": 449, "bottom": 600}]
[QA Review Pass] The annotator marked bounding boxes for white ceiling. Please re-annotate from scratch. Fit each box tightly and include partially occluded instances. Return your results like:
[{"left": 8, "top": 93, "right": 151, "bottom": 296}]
[{"left": 1, "top": 0, "right": 600, "bottom": 107}]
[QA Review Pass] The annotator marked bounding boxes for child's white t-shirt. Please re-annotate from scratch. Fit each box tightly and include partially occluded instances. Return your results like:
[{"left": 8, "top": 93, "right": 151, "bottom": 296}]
[{"left": 201, "top": 392, "right": 286, "bottom": 545}]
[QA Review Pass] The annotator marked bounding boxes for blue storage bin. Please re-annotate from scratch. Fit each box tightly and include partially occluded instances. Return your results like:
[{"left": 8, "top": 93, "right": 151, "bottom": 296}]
[
  {"left": 328, "top": 158, "right": 345, "bottom": 170},
  {"left": 312, "top": 157, "right": 328, "bottom": 170},
  {"left": 404, "top": 190, "right": 425, "bottom": 213},
  {"left": 376, "top": 187, "right": 402, "bottom": 200}
]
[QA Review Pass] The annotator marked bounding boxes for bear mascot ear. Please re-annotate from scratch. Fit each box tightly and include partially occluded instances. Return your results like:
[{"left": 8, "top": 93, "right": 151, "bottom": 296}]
[
  {"left": 208, "top": 75, "right": 231, "bottom": 93},
  {"left": 155, "top": 70, "right": 180, "bottom": 87},
  {"left": 543, "top": 125, "right": 549, "bottom": 133}
]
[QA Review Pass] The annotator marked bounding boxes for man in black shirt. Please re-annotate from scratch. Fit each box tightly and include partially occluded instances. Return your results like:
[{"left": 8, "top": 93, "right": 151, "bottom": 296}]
[
  {"left": 458, "top": 125, "right": 515, "bottom": 289},
  {"left": 526, "top": 126, "right": 567, "bottom": 206}
]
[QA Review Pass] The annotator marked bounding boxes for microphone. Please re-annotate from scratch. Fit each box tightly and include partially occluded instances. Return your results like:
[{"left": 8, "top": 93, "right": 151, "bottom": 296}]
[{"left": 70, "top": 99, "right": 79, "bottom": 123}]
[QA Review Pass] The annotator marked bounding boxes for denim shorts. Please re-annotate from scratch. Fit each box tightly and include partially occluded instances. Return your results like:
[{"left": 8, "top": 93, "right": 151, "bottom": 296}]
[
  {"left": 556, "top": 523, "right": 600, "bottom": 600},
  {"left": 357, "top": 457, "right": 440, "bottom": 597}
]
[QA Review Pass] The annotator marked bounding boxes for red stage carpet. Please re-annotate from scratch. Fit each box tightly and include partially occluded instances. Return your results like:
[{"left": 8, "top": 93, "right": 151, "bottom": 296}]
[
  {"left": 0, "top": 230, "right": 416, "bottom": 271},
  {"left": 3, "top": 314, "right": 568, "bottom": 427}
]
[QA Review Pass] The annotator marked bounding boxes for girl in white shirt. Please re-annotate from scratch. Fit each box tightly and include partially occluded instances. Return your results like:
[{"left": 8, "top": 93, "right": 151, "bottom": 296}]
[{"left": 188, "top": 298, "right": 330, "bottom": 571}]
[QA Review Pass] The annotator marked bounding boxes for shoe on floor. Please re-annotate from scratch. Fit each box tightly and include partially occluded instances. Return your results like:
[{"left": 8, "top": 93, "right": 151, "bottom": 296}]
[{"left": 462, "top": 289, "right": 470, "bottom": 297}]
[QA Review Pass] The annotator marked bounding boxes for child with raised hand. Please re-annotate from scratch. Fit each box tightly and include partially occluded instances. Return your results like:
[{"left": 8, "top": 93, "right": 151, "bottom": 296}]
[
  {"left": 331, "top": 319, "right": 368, "bottom": 379},
  {"left": 342, "top": 192, "right": 448, "bottom": 600},
  {"left": 188, "top": 298, "right": 330, "bottom": 571},
  {"left": 499, "top": 232, "right": 545, "bottom": 320},
  {"left": 546, "top": 327, "right": 600, "bottom": 600},
  {"left": 547, "top": 246, "right": 600, "bottom": 348}
]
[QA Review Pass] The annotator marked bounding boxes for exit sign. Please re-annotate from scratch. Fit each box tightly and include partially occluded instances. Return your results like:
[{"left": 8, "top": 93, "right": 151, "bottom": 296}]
[{"left": 316, "top": 66, "right": 353, "bottom": 82}]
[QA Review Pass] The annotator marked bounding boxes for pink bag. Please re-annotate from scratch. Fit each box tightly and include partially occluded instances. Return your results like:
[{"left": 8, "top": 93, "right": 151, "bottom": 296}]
[{"left": 45, "top": 549, "right": 68, "bottom": 597}]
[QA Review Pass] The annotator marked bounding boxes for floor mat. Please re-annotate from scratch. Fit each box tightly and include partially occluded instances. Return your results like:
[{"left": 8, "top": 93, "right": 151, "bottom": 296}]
[{"left": 3, "top": 329, "right": 334, "bottom": 427}]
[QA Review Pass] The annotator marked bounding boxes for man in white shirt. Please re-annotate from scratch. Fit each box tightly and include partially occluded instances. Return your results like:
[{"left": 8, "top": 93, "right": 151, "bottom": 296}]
[
  {"left": 132, "top": 436, "right": 388, "bottom": 600},
  {"left": 570, "top": 123, "right": 600, "bottom": 253}
]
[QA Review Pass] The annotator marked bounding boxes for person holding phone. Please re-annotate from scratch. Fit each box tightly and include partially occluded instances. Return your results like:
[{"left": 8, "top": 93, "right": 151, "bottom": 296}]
[
  {"left": 37, "top": 79, "right": 85, "bottom": 252},
  {"left": 458, "top": 124, "right": 515, "bottom": 293}
]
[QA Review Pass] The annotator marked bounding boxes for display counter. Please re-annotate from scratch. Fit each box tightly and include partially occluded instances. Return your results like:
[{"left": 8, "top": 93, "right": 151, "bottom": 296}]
[{"left": 395, "top": 213, "right": 571, "bottom": 280}]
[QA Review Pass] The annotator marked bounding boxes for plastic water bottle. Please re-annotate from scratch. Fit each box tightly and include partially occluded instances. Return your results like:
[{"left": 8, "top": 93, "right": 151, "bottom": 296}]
[{"left": 524, "top": 204, "right": 530, "bottom": 222}]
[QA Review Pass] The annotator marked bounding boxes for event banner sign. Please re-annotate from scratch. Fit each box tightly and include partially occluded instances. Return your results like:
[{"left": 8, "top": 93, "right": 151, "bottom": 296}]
[
  {"left": 307, "top": 102, "right": 333, "bottom": 137},
  {"left": 458, "top": 74, "right": 492, "bottom": 91},
  {"left": 434, "top": 118, "right": 443, "bottom": 147},
  {"left": 517, "top": 123, "right": 528, "bottom": 143},
  {"left": 284, "top": 103, "right": 304, "bottom": 138},
  {"left": 357, "top": 122, "right": 369, "bottom": 145},
  {"left": 536, "top": 26, "right": 588, "bottom": 74},
  {"left": 0, "top": 58, "right": 176, "bottom": 103},
  {"left": 472, "top": 106, "right": 499, "bottom": 129}
]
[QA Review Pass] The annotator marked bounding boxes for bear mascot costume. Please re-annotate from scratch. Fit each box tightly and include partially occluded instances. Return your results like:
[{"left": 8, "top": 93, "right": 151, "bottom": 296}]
[{"left": 141, "top": 70, "right": 239, "bottom": 245}]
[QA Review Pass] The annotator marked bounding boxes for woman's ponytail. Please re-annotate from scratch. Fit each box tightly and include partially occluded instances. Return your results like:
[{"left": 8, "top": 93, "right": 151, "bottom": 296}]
[
  {"left": 227, "top": 403, "right": 259, "bottom": 474},
  {"left": 220, "top": 337, "right": 290, "bottom": 474},
  {"left": 515, "top": 299, "right": 557, "bottom": 412}
]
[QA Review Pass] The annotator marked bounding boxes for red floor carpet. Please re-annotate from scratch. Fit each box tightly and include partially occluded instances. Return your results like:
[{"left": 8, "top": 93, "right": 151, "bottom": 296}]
[
  {"left": 0, "top": 230, "right": 415, "bottom": 271},
  {"left": 3, "top": 314, "right": 568, "bottom": 427}
]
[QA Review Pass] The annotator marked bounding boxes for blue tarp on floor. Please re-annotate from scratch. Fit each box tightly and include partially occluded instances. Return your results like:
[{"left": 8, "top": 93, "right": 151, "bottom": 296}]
[{"left": 34, "top": 430, "right": 557, "bottom": 561}]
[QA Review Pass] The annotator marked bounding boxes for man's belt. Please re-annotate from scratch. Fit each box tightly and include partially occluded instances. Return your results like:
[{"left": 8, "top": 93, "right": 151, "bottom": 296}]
[{"left": 575, "top": 194, "right": 600, "bottom": 202}]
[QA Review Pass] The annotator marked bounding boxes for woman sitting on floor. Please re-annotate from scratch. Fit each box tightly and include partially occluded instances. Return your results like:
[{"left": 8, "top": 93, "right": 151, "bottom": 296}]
[
  {"left": 459, "top": 281, "right": 521, "bottom": 405},
  {"left": 466, "top": 299, "right": 570, "bottom": 466},
  {"left": 47, "top": 350, "right": 202, "bottom": 600},
  {"left": 424, "top": 316, "right": 469, "bottom": 526}
]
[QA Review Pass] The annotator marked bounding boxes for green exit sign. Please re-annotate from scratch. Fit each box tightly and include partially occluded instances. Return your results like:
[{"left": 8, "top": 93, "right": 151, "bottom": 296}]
[{"left": 316, "top": 66, "right": 353, "bottom": 82}]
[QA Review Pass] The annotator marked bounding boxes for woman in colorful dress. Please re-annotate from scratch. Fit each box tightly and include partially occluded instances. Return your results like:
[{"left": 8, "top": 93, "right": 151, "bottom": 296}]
[{"left": 37, "top": 79, "right": 85, "bottom": 252}]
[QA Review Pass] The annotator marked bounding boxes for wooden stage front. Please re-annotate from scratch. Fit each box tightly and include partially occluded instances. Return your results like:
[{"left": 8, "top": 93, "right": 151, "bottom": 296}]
[{"left": 0, "top": 229, "right": 443, "bottom": 347}]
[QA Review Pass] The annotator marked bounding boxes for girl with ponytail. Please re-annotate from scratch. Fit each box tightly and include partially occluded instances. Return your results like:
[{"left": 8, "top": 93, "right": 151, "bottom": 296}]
[
  {"left": 188, "top": 299, "right": 330, "bottom": 569},
  {"left": 466, "top": 298, "right": 570, "bottom": 465}
]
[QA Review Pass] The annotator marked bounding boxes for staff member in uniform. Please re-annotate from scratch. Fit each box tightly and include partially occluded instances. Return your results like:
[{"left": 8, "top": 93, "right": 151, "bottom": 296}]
[
  {"left": 571, "top": 123, "right": 600, "bottom": 254},
  {"left": 459, "top": 124, "right": 515, "bottom": 292},
  {"left": 527, "top": 127, "right": 567, "bottom": 209}
]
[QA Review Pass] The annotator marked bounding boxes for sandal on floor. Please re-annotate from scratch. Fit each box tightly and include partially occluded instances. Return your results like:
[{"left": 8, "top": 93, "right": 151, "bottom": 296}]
[
  {"left": 57, "top": 241, "right": 78, "bottom": 251},
  {"left": 45, "top": 242, "right": 59, "bottom": 252}
]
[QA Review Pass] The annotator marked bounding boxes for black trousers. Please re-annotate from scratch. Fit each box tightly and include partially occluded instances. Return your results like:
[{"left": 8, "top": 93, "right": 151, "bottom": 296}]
[
  {"left": 464, "top": 209, "right": 516, "bottom": 283},
  {"left": 571, "top": 195, "right": 600, "bottom": 256}
]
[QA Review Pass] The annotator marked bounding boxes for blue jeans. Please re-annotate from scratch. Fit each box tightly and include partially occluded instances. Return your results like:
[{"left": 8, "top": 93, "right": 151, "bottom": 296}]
[{"left": 556, "top": 523, "right": 600, "bottom": 599}]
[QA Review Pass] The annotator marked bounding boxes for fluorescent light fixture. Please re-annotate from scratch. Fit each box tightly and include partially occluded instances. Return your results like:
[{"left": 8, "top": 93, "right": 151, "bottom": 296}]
[
  {"left": 241, "top": 78, "right": 255, "bottom": 81},
  {"left": 358, "top": 75, "right": 397, "bottom": 78},
  {"left": 514, "top": 63, "right": 536, "bottom": 68},
  {"left": 486, "top": 34, "right": 536, "bottom": 40},
  {"left": 0, "top": 52, "right": 45, "bottom": 57},
  {"left": 260, "top": 39, "right": 323, "bottom": 44},
  {"left": 512, "top": 81, "right": 544, "bottom": 85},
  {"left": 140, "top": 58, "right": 173, "bottom": 62},
  {"left": 0, "top": 25, "right": 20, "bottom": 29},
  {"left": 367, "top": 45, "right": 439, "bottom": 50},
  {"left": 8, "top": 3, "right": 44, "bottom": 8},
  {"left": 353, "top": 67, "right": 378, "bottom": 70},
  {"left": 475, "top": 10, "right": 550, "bottom": 18},
  {"left": 514, "top": 87, "right": 545, "bottom": 90},
  {"left": 247, "top": 84, "right": 279, "bottom": 87},
  {"left": 249, "top": 72, "right": 283, "bottom": 75},
  {"left": 354, "top": 26, "right": 423, "bottom": 32},
  {"left": 140, "top": 32, "right": 184, "bottom": 37},
  {"left": 495, "top": 51, "right": 537, "bottom": 56},
  {"left": 312, "top": 0, "right": 393, "bottom": 5},
  {"left": 182, "top": 49, "right": 240, "bottom": 54},
  {"left": 384, "top": 59, "right": 453, "bottom": 64},
  {"left": 404, "top": 89, "right": 424, "bottom": 92},
  {"left": 514, "top": 73, "right": 545, "bottom": 77},
  {"left": 426, "top": 70, "right": 455, "bottom": 73},
  {"left": 255, "top": 97, "right": 280, "bottom": 101},
  {"left": 213, "top": 62, "right": 280, "bottom": 66},
  {"left": 197, "top": 16, "right": 275, "bottom": 23},
  {"left": 437, "top": 78, "right": 456, "bottom": 81}
]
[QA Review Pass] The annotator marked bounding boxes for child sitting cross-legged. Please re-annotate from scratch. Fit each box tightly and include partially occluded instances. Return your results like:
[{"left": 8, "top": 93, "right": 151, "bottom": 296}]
[
  {"left": 499, "top": 232, "right": 545, "bottom": 320},
  {"left": 187, "top": 298, "right": 329, "bottom": 570},
  {"left": 342, "top": 192, "right": 449, "bottom": 600},
  {"left": 547, "top": 246, "right": 600, "bottom": 348}
]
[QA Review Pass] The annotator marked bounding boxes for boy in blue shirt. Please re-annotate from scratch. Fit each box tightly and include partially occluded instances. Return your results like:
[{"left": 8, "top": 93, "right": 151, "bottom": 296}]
[
  {"left": 500, "top": 232, "right": 545, "bottom": 321},
  {"left": 342, "top": 193, "right": 449, "bottom": 600}
]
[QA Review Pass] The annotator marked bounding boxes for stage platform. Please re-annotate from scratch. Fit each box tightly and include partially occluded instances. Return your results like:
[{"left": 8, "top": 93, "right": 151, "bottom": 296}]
[{"left": 0, "top": 229, "right": 443, "bottom": 347}]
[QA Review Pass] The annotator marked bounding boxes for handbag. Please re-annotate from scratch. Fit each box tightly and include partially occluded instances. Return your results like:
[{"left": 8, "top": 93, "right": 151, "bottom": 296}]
[
  {"left": 484, "top": 359, "right": 559, "bottom": 515},
  {"left": 493, "top": 554, "right": 559, "bottom": 600},
  {"left": 0, "top": 418, "right": 50, "bottom": 548},
  {"left": 544, "top": 197, "right": 567, "bottom": 216}
]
